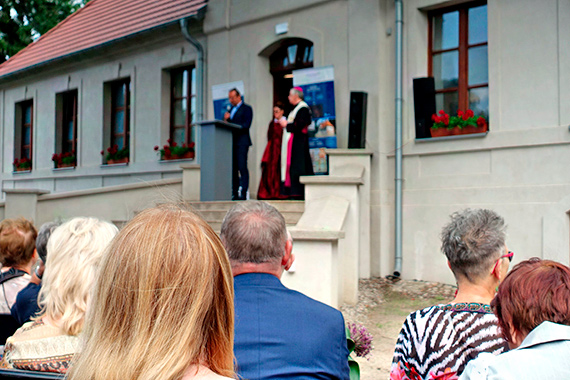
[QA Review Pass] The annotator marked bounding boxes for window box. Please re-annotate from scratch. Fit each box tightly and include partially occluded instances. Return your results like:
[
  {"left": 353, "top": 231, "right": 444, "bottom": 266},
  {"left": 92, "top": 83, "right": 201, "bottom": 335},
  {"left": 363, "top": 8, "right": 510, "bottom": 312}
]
[{"left": 107, "top": 157, "right": 129, "bottom": 165}]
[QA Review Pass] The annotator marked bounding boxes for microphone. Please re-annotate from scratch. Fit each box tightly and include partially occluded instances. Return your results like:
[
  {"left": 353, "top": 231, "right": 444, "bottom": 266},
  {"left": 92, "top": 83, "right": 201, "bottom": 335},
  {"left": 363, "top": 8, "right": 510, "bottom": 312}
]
[{"left": 226, "top": 105, "right": 232, "bottom": 112}]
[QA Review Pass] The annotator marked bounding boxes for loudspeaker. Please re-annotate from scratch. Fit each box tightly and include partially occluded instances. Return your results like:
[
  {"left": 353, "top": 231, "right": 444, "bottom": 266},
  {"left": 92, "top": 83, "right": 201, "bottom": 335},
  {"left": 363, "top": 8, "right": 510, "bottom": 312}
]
[
  {"left": 413, "top": 77, "right": 436, "bottom": 139},
  {"left": 348, "top": 91, "right": 368, "bottom": 149}
]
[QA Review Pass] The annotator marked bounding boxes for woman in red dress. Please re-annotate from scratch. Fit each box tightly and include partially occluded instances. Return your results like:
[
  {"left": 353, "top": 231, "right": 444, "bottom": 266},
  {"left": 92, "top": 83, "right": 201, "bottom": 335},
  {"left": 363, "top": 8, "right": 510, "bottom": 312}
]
[{"left": 258, "top": 102, "right": 286, "bottom": 199}]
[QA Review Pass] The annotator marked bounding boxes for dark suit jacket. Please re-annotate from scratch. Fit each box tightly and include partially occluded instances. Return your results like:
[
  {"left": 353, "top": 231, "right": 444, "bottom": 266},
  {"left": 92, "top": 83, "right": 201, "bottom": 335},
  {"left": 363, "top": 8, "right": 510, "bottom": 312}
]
[
  {"left": 228, "top": 102, "right": 253, "bottom": 146},
  {"left": 233, "top": 273, "right": 350, "bottom": 380}
]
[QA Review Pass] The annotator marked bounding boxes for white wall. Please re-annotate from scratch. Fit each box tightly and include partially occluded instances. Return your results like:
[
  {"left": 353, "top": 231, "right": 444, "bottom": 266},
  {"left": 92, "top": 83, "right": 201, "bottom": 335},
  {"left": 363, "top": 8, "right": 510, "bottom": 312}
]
[{"left": 0, "top": 26, "right": 203, "bottom": 198}]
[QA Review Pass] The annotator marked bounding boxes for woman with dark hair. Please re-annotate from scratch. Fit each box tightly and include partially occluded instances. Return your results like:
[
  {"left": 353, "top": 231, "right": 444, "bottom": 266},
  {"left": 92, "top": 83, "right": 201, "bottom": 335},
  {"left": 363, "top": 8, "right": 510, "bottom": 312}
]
[
  {"left": 460, "top": 258, "right": 570, "bottom": 379},
  {"left": 391, "top": 209, "right": 511, "bottom": 379},
  {"left": 258, "top": 102, "right": 286, "bottom": 199}
]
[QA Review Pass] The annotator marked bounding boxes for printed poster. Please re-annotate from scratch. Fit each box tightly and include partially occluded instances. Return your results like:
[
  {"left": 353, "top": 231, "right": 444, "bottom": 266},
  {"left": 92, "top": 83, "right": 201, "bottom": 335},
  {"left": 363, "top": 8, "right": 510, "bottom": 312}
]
[
  {"left": 212, "top": 81, "right": 245, "bottom": 120},
  {"left": 292, "top": 66, "right": 337, "bottom": 175}
]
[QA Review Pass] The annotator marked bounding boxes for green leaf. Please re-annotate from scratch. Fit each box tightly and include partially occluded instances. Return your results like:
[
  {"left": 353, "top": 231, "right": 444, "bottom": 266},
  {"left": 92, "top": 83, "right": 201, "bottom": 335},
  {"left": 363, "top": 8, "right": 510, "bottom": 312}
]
[
  {"left": 346, "top": 337, "right": 356, "bottom": 355},
  {"left": 348, "top": 357, "right": 360, "bottom": 380}
]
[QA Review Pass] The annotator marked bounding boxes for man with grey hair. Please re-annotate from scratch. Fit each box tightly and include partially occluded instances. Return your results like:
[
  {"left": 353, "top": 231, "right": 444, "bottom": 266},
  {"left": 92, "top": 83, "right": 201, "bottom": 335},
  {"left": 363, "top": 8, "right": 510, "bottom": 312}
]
[
  {"left": 278, "top": 87, "right": 314, "bottom": 199},
  {"left": 11, "top": 221, "right": 60, "bottom": 324},
  {"left": 221, "top": 201, "right": 349, "bottom": 380}
]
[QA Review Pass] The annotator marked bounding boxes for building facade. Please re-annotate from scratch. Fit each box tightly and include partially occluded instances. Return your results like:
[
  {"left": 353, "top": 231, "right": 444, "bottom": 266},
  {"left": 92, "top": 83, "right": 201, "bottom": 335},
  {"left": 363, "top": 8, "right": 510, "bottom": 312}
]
[{"left": 0, "top": 0, "right": 569, "bottom": 284}]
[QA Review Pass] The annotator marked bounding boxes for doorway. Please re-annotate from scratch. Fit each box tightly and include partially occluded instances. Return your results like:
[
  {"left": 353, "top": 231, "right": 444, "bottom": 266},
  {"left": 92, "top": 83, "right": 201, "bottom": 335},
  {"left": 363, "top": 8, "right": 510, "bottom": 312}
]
[{"left": 269, "top": 38, "right": 314, "bottom": 113}]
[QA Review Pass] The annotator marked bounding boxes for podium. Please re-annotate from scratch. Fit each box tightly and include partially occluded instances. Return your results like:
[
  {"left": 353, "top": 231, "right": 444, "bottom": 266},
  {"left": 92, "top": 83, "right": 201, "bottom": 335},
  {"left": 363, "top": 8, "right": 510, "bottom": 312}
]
[{"left": 195, "top": 120, "right": 243, "bottom": 201}]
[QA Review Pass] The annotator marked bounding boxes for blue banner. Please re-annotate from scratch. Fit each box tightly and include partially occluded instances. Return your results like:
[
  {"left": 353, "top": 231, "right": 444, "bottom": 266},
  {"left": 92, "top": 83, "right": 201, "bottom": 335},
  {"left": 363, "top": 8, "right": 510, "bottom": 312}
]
[
  {"left": 293, "top": 66, "right": 337, "bottom": 174},
  {"left": 212, "top": 81, "right": 245, "bottom": 120}
]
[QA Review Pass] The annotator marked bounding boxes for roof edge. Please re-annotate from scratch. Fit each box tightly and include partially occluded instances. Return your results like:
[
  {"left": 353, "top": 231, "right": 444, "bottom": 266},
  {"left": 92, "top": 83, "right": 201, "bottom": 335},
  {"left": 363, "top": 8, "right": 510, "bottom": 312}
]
[{"left": 0, "top": 4, "right": 207, "bottom": 83}]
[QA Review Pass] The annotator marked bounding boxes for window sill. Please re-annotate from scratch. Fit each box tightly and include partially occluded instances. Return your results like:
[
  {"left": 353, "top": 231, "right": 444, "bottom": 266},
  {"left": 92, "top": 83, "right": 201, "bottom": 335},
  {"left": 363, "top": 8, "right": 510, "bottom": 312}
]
[
  {"left": 12, "top": 169, "right": 31, "bottom": 174},
  {"left": 100, "top": 162, "right": 129, "bottom": 168},
  {"left": 415, "top": 132, "right": 488, "bottom": 143},
  {"left": 53, "top": 166, "right": 76, "bottom": 172},
  {"left": 158, "top": 158, "right": 196, "bottom": 164}
]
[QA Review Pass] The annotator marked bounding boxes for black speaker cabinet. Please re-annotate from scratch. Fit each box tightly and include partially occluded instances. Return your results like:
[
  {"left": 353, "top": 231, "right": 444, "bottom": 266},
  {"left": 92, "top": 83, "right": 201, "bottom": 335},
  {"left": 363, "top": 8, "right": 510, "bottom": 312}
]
[
  {"left": 413, "top": 77, "right": 436, "bottom": 139},
  {"left": 348, "top": 91, "right": 368, "bottom": 149}
]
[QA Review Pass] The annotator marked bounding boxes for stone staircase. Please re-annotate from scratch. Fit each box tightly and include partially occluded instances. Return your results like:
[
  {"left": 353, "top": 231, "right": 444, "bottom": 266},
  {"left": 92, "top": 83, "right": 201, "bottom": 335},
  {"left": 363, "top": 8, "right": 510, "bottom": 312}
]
[{"left": 189, "top": 200, "right": 305, "bottom": 233}]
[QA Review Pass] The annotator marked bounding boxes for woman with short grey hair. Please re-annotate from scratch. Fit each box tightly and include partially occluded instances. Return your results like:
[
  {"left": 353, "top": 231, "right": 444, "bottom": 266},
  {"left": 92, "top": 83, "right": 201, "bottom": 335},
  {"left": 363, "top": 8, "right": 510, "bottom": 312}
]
[{"left": 391, "top": 209, "right": 512, "bottom": 379}]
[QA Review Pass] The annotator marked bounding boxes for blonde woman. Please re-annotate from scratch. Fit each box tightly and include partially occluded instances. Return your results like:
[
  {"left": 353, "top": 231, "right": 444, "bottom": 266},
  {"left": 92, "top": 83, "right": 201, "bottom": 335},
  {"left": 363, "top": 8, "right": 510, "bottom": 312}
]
[
  {"left": 67, "top": 204, "right": 235, "bottom": 380},
  {"left": 2, "top": 217, "right": 118, "bottom": 373}
]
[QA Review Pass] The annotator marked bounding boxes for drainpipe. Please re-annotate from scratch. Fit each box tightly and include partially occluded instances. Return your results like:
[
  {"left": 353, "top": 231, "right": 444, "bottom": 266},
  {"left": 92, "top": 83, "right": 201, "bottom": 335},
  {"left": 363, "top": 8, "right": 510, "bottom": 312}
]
[
  {"left": 393, "top": 0, "right": 404, "bottom": 278},
  {"left": 180, "top": 18, "right": 204, "bottom": 123}
]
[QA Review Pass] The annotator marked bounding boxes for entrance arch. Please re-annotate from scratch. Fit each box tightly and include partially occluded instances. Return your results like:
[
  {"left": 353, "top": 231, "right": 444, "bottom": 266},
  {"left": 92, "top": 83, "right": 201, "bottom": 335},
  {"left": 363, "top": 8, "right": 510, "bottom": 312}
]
[{"left": 260, "top": 38, "right": 313, "bottom": 112}]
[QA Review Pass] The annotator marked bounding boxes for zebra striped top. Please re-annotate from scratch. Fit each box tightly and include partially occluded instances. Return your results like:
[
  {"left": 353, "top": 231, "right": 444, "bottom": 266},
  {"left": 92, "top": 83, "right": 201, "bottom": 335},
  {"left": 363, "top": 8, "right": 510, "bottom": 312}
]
[{"left": 391, "top": 303, "right": 508, "bottom": 379}]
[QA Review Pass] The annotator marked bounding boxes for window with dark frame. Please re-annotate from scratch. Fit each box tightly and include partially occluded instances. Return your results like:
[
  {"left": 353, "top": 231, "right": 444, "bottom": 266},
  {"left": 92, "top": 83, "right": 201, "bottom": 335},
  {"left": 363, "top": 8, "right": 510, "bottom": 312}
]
[
  {"left": 14, "top": 100, "right": 33, "bottom": 171},
  {"left": 428, "top": 1, "right": 488, "bottom": 119},
  {"left": 111, "top": 79, "right": 130, "bottom": 152},
  {"left": 61, "top": 90, "right": 78, "bottom": 154},
  {"left": 170, "top": 67, "right": 196, "bottom": 146},
  {"left": 54, "top": 90, "right": 78, "bottom": 167}
]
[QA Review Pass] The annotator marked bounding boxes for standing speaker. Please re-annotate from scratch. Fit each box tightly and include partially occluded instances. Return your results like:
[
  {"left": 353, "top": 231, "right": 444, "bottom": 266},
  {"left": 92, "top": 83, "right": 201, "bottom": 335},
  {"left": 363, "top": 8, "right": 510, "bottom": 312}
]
[
  {"left": 348, "top": 91, "right": 368, "bottom": 149},
  {"left": 413, "top": 77, "right": 436, "bottom": 139}
]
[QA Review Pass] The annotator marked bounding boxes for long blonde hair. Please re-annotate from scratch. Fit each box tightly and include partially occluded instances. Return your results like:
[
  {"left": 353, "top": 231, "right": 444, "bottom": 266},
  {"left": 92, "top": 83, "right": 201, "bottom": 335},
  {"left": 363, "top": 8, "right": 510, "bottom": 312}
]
[
  {"left": 39, "top": 217, "right": 118, "bottom": 335},
  {"left": 67, "top": 204, "right": 235, "bottom": 380}
]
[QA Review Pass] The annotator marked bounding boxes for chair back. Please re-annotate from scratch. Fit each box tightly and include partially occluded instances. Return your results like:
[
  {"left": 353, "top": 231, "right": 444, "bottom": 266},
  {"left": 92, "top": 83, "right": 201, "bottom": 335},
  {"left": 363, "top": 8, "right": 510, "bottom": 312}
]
[
  {"left": 0, "top": 314, "right": 20, "bottom": 345},
  {"left": 0, "top": 369, "right": 63, "bottom": 380}
]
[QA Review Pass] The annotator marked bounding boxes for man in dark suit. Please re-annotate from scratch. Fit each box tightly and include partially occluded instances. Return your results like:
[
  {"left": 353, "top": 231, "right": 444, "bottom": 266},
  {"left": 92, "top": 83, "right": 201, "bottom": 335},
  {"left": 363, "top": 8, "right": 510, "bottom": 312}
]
[
  {"left": 224, "top": 88, "right": 253, "bottom": 200},
  {"left": 220, "top": 201, "right": 350, "bottom": 380}
]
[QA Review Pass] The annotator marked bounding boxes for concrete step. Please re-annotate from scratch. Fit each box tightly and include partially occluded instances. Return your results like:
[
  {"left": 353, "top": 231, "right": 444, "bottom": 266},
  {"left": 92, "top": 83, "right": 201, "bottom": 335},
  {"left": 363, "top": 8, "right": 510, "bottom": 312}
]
[
  {"left": 189, "top": 200, "right": 305, "bottom": 213},
  {"left": 195, "top": 209, "right": 302, "bottom": 225},
  {"left": 189, "top": 200, "right": 304, "bottom": 233}
]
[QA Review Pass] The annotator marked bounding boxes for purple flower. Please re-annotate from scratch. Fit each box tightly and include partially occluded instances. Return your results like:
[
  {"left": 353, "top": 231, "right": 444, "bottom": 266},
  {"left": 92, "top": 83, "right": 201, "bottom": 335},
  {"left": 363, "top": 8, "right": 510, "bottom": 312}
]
[{"left": 347, "top": 322, "right": 373, "bottom": 358}]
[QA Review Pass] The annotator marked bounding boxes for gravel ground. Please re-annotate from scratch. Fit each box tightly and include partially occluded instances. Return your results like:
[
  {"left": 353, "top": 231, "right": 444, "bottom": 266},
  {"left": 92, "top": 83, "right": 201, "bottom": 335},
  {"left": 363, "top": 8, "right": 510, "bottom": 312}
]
[{"left": 340, "top": 278, "right": 457, "bottom": 379}]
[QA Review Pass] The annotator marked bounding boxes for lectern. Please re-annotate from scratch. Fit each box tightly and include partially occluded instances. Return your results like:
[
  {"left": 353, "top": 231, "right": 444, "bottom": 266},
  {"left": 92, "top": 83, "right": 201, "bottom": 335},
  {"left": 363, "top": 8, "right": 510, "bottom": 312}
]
[{"left": 195, "top": 120, "right": 243, "bottom": 201}]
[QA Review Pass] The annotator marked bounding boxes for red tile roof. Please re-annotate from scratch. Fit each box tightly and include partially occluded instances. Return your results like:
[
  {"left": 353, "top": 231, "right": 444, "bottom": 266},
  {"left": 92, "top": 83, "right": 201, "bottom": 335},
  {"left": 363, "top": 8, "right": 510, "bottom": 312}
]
[{"left": 0, "top": 0, "right": 207, "bottom": 79}]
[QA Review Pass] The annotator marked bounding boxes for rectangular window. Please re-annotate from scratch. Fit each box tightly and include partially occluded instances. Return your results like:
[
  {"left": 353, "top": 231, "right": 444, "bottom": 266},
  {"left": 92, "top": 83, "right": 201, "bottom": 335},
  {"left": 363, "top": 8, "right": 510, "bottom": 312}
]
[
  {"left": 14, "top": 100, "right": 33, "bottom": 171},
  {"left": 429, "top": 2, "right": 488, "bottom": 119},
  {"left": 54, "top": 90, "right": 78, "bottom": 167},
  {"left": 111, "top": 79, "right": 130, "bottom": 151},
  {"left": 170, "top": 67, "right": 196, "bottom": 146}
]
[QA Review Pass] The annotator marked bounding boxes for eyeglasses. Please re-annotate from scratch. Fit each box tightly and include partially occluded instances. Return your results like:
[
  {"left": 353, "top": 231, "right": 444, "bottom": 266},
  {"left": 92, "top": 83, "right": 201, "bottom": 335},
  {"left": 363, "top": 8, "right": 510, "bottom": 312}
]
[
  {"left": 492, "top": 250, "right": 514, "bottom": 273},
  {"left": 503, "top": 251, "right": 514, "bottom": 262}
]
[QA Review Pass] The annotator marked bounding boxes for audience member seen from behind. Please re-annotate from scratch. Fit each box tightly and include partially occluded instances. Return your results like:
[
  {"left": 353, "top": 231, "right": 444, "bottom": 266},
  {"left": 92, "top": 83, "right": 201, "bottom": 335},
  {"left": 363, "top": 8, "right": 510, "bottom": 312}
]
[
  {"left": 0, "top": 219, "right": 38, "bottom": 315},
  {"left": 391, "top": 209, "right": 511, "bottom": 379},
  {"left": 2, "top": 217, "right": 117, "bottom": 373},
  {"left": 11, "top": 221, "right": 60, "bottom": 325},
  {"left": 461, "top": 258, "right": 570, "bottom": 379},
  {"left": 67, "top": 204, "right": 235, "bottom": 380},
  {"left": 220, "top": 201, "right": 350, "bottom": 380}
]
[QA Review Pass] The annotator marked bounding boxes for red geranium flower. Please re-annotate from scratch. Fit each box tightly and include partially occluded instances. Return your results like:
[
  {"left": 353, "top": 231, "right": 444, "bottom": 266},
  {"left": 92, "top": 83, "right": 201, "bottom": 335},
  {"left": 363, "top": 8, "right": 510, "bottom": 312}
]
[
  {"left": 154, "top": 145, "right": 159, "bottom": 151},
  {"left": 477, "top": 116, "right": 486, "bottom": 127}
]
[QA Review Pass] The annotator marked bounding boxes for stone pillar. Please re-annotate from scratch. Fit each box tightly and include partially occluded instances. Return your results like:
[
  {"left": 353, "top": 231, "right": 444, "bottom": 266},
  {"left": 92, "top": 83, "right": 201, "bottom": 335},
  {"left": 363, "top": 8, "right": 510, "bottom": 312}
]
[
  {"left": 180, "top": 163, "right": 201, "bottom": 202},
  {"left": 301, "top": 165, "right": 364, "bottom": 305},
  {"left": 282, "top": 229, "right": 344, "bottom": 308},
  {"left": 326, "top": 149, "right": 373, "bottom": 278},
  {"left": 3, "top": 189, "right": 50, "bottom": 222}
]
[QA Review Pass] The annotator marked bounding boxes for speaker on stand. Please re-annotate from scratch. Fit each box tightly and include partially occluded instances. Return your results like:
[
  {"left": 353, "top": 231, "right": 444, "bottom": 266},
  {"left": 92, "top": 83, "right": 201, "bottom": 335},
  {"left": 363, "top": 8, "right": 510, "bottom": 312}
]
[
  {"left": 413, "top": 77, "right": 436, "bottom": 139},
  {"left": 348, "top": 91, "right": 368, "bottom": 149}
]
